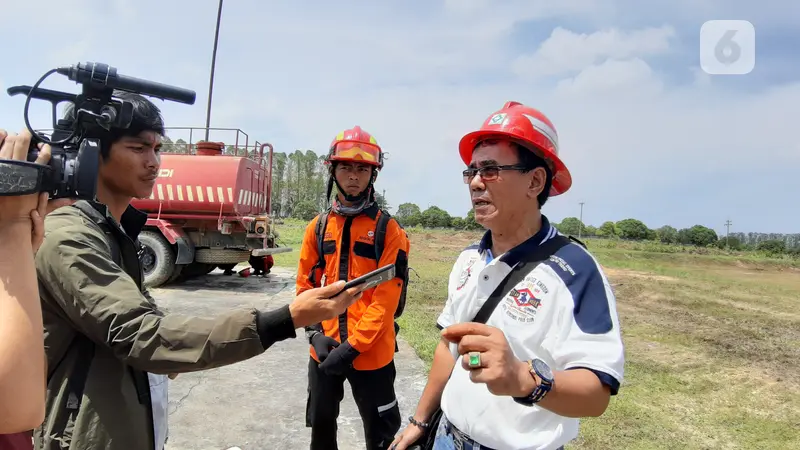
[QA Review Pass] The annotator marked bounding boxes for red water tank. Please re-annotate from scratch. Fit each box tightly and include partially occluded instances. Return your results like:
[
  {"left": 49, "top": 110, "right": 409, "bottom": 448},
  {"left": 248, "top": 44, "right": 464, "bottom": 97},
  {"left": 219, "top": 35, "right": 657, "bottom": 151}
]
[{"left": 132, "top": 153, "right": 269, "bottom": 217}]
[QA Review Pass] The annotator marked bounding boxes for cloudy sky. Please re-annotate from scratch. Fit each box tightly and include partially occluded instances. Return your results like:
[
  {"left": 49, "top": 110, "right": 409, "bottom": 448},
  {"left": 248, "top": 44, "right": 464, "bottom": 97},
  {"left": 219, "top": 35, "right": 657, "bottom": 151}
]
[{"left": 0, "top": 0, "right": 796, "bottom": 235}]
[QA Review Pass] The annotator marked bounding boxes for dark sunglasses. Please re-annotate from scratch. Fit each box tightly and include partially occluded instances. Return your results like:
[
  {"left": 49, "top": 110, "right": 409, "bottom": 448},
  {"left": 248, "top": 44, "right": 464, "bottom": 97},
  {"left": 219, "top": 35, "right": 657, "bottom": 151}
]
[{"left": 462, "top": 164, "right": 530, "bottom": 183}]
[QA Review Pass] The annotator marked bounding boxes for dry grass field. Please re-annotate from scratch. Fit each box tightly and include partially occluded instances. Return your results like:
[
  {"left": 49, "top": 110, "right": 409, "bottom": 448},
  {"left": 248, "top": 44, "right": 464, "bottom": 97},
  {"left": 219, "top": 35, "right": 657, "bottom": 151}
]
[{"left": 272, "top": 219, "right": 800, "bottom": 450}]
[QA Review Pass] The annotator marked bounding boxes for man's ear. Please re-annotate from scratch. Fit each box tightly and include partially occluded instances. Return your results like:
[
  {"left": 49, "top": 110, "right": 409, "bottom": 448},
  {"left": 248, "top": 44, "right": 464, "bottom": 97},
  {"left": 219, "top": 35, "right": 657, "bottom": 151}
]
[{"left": 529, "top": 167, "right": 546, "bottom": 199}]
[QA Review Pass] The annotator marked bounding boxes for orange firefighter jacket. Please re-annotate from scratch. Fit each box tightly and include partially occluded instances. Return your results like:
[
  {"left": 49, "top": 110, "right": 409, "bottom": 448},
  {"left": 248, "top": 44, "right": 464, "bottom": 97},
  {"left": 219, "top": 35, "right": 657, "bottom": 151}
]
[{"left": 296, "top": 204, "right": 410, "bottom": 371}]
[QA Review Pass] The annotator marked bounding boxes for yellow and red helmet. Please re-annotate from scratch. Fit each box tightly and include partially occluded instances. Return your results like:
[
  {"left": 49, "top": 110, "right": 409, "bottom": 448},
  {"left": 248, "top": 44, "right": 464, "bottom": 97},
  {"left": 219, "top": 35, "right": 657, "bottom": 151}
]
[
  {"left": 327, "top": 125, "right": 384, "bottom": 169},
  {"left": 459, "top": 101, "right": 572, "bottom": 196}
]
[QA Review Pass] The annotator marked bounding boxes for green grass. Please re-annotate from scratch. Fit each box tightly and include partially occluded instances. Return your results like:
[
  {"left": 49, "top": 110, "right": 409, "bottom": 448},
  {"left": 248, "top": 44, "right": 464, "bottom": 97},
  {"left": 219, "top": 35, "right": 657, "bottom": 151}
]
[
  {"left": 270, "top": 218, "right": 306, "bottom": 270},
  {"left": 270, "top": 220, "right": 800, "bottom": 449}
]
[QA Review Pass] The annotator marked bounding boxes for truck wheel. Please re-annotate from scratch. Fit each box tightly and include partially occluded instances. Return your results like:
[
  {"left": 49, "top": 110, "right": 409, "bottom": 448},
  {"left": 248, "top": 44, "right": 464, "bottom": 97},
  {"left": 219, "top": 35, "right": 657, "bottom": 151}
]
[
  {"left": 139, "top": 231, "right": 176, "bottom": 288},
  {"left": 168, "top": 264, "right": 184, "bottom": 283}
]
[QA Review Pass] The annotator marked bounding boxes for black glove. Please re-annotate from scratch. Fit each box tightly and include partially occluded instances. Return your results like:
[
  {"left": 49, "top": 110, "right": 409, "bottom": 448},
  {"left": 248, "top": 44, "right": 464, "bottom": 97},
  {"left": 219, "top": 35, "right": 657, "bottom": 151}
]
[
  {"left": 318, "top": 341, "right": 360, "bottom": 376},
  {"left": 310, "top": 332, "right": 340, "bottom": 362}
]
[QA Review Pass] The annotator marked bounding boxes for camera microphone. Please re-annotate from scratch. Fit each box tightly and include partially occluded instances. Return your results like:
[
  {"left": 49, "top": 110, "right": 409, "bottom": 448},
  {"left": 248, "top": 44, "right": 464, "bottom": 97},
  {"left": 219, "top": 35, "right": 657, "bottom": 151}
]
[
  {"left": 2, "top": 62, "right": 197, "bottom": 199},
  {"left": 57, "top": 62, "right": 196, "bottom": 105}
]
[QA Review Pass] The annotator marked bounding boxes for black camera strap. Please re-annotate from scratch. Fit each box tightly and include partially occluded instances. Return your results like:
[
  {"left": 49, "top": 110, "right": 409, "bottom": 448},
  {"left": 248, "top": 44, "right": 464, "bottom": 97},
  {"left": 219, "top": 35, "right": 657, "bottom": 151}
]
[{"left": 472, "top": 234, "right": 571, "bottom": 324}]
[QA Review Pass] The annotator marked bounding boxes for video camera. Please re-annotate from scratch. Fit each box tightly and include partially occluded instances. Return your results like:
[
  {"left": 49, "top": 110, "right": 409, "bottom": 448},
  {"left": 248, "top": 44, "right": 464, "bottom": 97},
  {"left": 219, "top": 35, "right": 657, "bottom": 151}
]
[{"left": 0, "top": 62, "right": 196, "bottom": 199}]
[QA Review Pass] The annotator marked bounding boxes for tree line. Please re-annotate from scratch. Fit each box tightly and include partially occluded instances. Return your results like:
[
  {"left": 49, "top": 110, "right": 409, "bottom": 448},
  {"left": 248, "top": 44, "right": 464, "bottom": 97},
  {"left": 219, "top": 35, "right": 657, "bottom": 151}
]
[
  {"left": 550, "top": 217, "right": 799, "bottom": 255},
  {"left": 160, "top": 141, "right": 798, "bottom": 256},
  {"left": 160, "top": 140, "right": 389, "bottom": 219},
  {"left": 394, "top": 207, "right": 799, "bottom": 257}
]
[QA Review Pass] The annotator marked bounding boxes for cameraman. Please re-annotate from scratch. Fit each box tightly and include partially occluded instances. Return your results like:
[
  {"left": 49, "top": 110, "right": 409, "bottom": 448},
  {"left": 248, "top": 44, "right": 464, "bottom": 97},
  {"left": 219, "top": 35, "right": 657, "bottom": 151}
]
[
  {"left": 0, "top": 130, "right": 52, "bottom": 449},
  {"left": 30, "top": 92, "right": 361, "bottom": 450}
]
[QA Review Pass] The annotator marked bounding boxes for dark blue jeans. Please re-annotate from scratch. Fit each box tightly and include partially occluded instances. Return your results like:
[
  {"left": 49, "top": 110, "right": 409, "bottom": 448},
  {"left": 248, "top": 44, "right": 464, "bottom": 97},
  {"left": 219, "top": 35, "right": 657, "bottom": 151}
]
[{"left": 433, "top": 416, "right": 494, "bottom": 450}]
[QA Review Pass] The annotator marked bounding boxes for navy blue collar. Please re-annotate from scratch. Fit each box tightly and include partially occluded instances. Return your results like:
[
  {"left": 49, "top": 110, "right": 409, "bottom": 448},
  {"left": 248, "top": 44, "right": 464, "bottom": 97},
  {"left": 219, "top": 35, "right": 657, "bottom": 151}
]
[{"left": 478, "top": 215, "right": 555, "bottom": 267}]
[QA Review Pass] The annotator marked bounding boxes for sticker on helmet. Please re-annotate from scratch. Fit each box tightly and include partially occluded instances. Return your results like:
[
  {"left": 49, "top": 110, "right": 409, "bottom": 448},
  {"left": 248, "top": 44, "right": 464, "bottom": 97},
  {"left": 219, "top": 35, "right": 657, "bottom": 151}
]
[{"left": 488, "top": 113, "right": 506, "bottom": 125}]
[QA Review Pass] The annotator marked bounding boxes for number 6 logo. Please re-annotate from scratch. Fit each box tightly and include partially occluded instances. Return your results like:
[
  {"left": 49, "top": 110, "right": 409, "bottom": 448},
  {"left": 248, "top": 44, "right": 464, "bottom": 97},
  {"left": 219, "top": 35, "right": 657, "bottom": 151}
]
[{"left": 700, "top": 20, "right": 756, "bottom": 75}]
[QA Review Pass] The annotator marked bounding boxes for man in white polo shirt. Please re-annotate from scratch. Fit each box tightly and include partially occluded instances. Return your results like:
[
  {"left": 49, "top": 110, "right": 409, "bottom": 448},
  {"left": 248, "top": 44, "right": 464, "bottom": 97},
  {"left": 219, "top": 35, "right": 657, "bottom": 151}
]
[{"left": 390, "top": 101, "right": 625, "bottom": 450}]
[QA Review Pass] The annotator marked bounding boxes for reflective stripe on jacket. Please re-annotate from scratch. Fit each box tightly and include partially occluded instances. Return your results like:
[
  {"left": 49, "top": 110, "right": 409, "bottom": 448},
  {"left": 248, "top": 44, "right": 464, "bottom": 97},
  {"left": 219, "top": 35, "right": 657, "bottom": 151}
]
[{"left": 296, "top": 204, "right": 410, "bottom": 371}]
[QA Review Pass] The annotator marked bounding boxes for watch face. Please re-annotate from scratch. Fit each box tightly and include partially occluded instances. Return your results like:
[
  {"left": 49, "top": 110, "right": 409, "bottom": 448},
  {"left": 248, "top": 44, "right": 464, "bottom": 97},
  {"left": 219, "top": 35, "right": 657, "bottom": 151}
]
[{"left": 533, "top": 359, "right": 552, "bottom": 380}]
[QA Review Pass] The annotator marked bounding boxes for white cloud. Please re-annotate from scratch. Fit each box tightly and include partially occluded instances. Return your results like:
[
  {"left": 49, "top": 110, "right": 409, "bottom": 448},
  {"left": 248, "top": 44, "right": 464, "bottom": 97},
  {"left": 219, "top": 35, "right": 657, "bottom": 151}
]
[
  {"left": 554, "top": 58, "right": 664, "bottom": 97},
  {"left": 0, "top": 0, "right": 797, "bottom": 233},
  {"left": 512, "top": 25, "right": 676, "bottom": 79}
]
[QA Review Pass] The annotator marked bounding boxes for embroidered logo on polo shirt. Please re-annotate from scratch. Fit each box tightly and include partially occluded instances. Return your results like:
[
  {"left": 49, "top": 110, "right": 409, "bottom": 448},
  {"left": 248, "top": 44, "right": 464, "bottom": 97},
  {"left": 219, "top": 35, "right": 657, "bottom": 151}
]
[
  {"left": 548, "top": 255, "right": 575, "bottom": 276},
  {"left": 456, "top": 258, "right": 477, "bottom": 290},
  {"left": 502, "top": 278, "right": 547, "bottom": 323}
]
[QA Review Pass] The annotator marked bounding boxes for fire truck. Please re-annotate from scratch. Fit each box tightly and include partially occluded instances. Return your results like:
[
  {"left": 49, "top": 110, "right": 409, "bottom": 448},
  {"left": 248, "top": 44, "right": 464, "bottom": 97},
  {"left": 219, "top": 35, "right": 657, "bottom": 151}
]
[{"left": 130, "top": 127, "right": 290, "bottom": 288}]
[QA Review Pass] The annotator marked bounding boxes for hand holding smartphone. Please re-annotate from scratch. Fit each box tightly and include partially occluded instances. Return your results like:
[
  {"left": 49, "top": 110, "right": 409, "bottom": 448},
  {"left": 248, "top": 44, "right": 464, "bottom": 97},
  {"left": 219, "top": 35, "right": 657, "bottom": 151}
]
[{"left": 331, "top": 264, "right": 396, "bottom": 297}]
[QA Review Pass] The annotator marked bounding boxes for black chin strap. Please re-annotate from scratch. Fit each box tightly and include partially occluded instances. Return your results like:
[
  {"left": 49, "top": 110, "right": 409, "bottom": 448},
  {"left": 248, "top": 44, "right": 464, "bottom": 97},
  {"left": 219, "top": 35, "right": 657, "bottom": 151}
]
[
  {"left": 326, "top": 163, "right": 377, "bottom": 216},
  {"left": 333, "top": 174, "right": 370, "bottom": 203}
]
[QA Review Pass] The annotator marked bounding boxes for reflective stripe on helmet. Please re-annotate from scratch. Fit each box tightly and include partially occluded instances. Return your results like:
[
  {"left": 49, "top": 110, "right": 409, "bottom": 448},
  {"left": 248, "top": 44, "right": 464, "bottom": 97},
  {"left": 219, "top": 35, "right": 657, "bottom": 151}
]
[
  {"left": 522, "top": 113, "right": 559, "bottom": 152},
  {"left": 328, "top": 126, "right": 383, "bottom": 168}
]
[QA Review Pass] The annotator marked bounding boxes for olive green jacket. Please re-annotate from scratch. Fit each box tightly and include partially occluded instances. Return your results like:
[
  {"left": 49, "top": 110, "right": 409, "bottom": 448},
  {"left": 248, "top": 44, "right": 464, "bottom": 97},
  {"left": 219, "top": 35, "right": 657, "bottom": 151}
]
[{"left": 32, "top": 200, "right": 296, "bottom": 450}]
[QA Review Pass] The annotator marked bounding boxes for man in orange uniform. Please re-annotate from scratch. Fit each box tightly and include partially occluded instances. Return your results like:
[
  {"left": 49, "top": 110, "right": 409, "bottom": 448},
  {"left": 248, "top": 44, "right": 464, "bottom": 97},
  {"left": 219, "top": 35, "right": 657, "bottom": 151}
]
[{"left": 296, "top": 126, "right": 411, "bottom": 450}]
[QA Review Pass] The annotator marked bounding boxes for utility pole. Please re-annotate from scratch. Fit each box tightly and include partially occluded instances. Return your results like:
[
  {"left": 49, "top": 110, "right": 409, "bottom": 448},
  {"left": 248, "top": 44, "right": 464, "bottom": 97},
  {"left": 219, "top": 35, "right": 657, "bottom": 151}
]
[
  {"left": 725, "top": 219, "right": 733, "bottom": 249},
  {"left": 578, "top": 202, "right": 585, "bottom": 239},
  {"left": 204, "top": 0, "right": 224, "bottom": 142}
]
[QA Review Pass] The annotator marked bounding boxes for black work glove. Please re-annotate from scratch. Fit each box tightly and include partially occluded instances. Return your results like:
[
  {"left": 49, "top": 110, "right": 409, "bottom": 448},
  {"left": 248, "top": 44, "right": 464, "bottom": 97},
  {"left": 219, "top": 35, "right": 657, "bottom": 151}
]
[
  {"left": 318, "top": 341, "right": 360, "bottom": 376},
  {"left": 310, "top": 332, "right": 340, "bottom": 362}
]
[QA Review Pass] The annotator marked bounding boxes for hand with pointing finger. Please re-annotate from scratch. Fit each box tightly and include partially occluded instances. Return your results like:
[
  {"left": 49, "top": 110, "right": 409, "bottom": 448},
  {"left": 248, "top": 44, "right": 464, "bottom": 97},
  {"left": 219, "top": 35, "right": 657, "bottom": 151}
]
[{"left": 441, "top": 322, "right": 534, "bottom": 397}]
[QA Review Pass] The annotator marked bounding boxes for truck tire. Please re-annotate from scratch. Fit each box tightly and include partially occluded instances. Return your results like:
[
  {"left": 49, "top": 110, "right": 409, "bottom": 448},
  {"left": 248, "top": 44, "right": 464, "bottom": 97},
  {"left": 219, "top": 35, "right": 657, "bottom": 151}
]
[
  {"left": 139, "top": 231, "right": 177, "bottom": 288},
  {"left": 195, "top": 248, "right": 251, "bottom": 265},
  {"left": 168, "top": 264, "right": 184, "bottom": 283}
]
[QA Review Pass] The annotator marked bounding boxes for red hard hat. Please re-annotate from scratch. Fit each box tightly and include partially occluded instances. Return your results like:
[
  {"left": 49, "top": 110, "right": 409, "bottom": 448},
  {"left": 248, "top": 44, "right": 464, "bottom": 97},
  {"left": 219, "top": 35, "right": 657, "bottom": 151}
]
[
  {"left": 458, "top": 101, "right": 572, "bottom": 196},
  {"left": 327, "top": 125, "right": 384, "bottom": 169}
]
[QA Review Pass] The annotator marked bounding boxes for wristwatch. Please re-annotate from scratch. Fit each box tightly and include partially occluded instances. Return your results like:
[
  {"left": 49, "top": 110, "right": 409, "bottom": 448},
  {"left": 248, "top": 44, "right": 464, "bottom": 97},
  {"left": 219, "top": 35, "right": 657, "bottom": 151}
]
[{"left": 513, "top": 358, "right": 554, "bottom": 406}]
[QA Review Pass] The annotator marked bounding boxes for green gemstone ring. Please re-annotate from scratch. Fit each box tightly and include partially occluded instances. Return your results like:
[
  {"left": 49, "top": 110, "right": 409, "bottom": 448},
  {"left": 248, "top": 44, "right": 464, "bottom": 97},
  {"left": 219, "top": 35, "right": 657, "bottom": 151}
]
[{"left": 468, "top": 351, "right": 482, "bottom": 369}]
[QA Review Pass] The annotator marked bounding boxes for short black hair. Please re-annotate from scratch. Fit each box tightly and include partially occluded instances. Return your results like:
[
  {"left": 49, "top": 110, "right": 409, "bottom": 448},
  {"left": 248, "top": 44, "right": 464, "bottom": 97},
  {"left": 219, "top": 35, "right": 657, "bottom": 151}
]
[{"left": 61, "top": 90, "right": 165, "bottom": 158}]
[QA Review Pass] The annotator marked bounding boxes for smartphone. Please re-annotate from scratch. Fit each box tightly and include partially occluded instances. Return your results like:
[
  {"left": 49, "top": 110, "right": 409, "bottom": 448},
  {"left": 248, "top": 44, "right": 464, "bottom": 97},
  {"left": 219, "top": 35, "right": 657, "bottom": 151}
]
[{"left": 333, "top": 264, "right": 396, "bottom": 296}]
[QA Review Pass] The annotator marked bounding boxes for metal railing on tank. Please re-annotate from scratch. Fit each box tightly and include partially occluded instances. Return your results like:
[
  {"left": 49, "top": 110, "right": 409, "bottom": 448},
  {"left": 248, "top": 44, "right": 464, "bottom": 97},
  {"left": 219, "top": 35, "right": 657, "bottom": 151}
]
[
  {"left": 161, "top": 126, "right": 270, "bottom": 166},
  {"left": 160, "top": 127, "right": 275, "bottom": 215}
]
